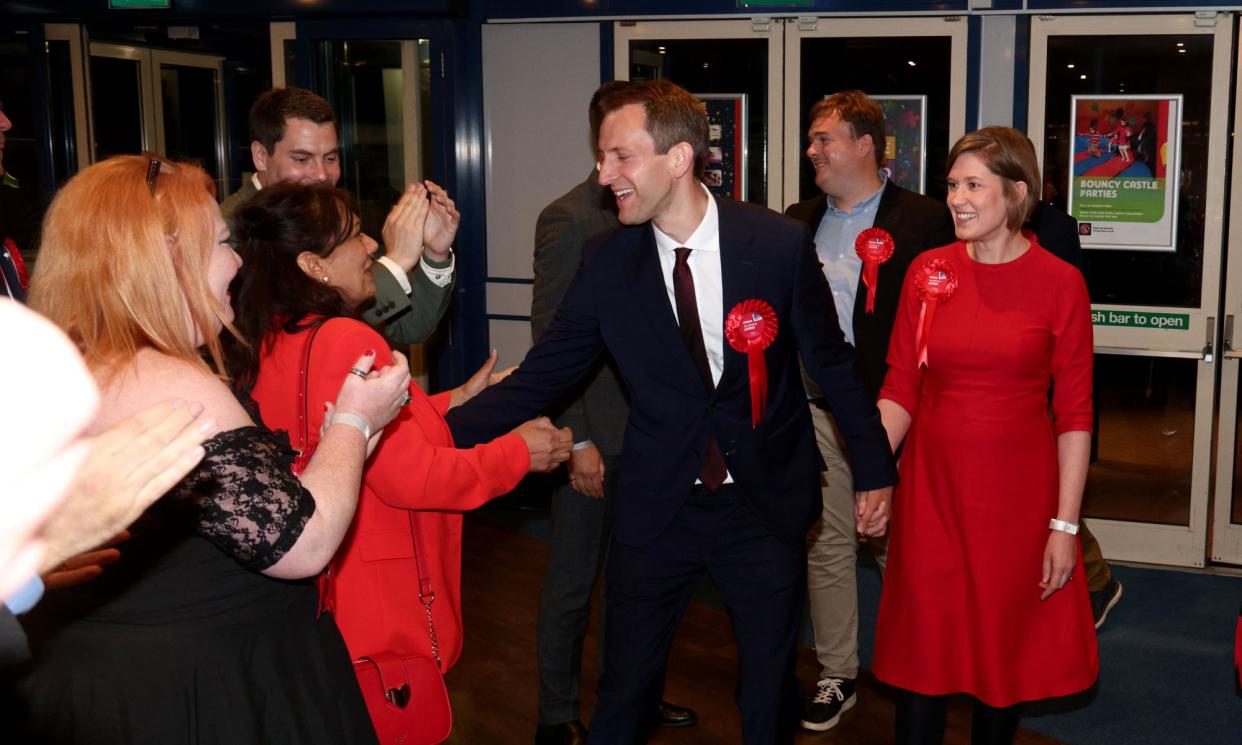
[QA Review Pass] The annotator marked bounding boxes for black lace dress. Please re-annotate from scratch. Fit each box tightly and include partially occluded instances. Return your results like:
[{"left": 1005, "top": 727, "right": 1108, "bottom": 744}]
[{"left": 11, "top": 417, "right": 377, "bottom": 744}]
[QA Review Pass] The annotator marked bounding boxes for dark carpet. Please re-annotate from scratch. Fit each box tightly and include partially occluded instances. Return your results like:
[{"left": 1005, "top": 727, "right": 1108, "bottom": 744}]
[{"left": 481, "top": 502, "right": 1242, "bottom": 744}]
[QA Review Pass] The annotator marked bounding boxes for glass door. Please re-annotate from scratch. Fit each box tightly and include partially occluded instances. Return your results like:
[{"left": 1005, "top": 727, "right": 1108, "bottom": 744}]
[
  {"left": 314, "top": 39, "right": 431, "bottom": 244},
  {"left": 1028, "top": 13, "right": 1233, "bottom": 567},
  {"left": 297, "top": 20, "right": 444, "bottom": 385},
  {"left": 87, "top": 42, "right": 228, "bottom": 187},
  {"left": 614, "top": 18, "right": 785, "bottom": 211},
  {"left": 783, "top": 15, "right": 968, "bottom": 206},
  {"left": 1211, "top": 18, "right": 1242, "bottom": 566}
]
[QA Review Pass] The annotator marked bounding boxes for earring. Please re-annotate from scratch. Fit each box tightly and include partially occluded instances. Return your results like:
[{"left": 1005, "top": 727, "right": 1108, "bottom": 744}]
[{"left": 321, "top": 275, "right": 330, "bottom": 284}]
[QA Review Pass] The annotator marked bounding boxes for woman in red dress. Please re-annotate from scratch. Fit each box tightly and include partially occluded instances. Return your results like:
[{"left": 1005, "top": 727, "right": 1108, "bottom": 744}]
[
  {"left": 872, "top": 127, "right": 1098, "bottom": 744},
  {"left": 227, "top": 183, "right": 573, "bottom": 740}
]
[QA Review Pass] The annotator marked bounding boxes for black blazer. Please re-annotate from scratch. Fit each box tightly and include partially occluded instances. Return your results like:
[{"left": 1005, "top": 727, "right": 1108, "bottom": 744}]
[
  {"left": 1028, "top": 202, "right": 1086, "bottom": 277},
  {"left": 448, "top": 196, "right": 897, "bottom": 546},
  {"left": 785, "top": 183, "right": 956, "bottom": 399}
]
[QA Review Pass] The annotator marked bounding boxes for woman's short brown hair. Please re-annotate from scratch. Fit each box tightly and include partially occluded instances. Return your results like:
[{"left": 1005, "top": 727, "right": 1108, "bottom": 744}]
[
  {"left": 946, "top": 126, "right": 1041, "bottom": 231},
  {"left": 29, "top": 155, "right": 230, "bottom": 378}
]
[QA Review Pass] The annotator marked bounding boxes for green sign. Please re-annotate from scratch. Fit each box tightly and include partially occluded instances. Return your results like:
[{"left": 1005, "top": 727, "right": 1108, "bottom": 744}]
[
  {"left": 110, "top": 0, "right": 171, "bottom": 8},
  {"left": 1091, "top": 309, "right": 1190, "bottom": 330}
]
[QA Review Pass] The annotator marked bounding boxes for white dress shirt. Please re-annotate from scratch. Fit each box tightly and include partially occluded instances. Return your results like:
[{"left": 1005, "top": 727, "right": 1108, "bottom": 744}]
[
  {"left": 652, "top": 185, "right": 733, "bottom": 483},
  {"left": 653, "top": 184, "right": 725, "bottom": 386}
]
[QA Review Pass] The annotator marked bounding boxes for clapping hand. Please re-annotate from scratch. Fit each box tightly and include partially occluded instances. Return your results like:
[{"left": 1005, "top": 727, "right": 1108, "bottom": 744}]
[
  {"left": 381, "top": 184, "right": 431, "bottom": 274},
  {"left": 422, "top": 180, "right": 459, "bottom": 263},
  {"left": 330, "top": 351, "right": 412, "bottom": 456}
]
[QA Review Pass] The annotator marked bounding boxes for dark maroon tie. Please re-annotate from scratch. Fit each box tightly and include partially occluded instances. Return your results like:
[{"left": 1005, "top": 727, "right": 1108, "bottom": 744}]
[{"left": 673, "top": 248, "right": 727, "bottom": 491}]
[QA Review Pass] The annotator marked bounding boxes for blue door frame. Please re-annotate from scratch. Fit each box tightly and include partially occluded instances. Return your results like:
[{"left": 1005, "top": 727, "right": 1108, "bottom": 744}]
[{"left": 294, "top": 17, "right": 487, "bottom": 391}]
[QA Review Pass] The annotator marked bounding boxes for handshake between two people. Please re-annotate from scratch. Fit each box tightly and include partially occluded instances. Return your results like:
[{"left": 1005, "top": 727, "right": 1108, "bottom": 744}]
[
  {"left": 331, "top": 349, "right": 573, "bottom": 474},
  {"left": 439, "top": 348, "right": 573, "bottom": 474}
]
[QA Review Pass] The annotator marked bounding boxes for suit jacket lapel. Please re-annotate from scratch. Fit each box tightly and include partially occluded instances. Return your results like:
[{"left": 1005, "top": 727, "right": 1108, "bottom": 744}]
[
  {"left": 853, "top": 182, "right": 906, "bottom": 318},
  {"left": 627, "top": 224, "right": 705, "bottom": 390},
  {"left": 717, "top": 198, "right": 759, "bottom": 398}
]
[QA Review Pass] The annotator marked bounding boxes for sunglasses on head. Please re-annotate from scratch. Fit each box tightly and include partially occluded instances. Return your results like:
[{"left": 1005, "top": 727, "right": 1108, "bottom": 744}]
[{"left": 141, "top": 151, "right": 175, "bottom": 195}]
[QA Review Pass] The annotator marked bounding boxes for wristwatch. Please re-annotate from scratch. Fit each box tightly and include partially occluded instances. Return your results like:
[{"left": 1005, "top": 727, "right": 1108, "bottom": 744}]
[{"left": 1048, "top": 518, "right": 1080, "bottom": 535}]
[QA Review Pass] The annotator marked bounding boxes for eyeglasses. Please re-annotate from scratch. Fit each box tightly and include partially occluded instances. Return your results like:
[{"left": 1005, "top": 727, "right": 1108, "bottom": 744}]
[{"left": 141, "top": 151, "right": 174, "bottom": 195}]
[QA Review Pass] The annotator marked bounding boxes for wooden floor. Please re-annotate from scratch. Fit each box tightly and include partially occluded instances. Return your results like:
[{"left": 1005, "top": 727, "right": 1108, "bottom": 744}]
[{"left": 444, "top": 516, "right": 1061, "bottom": 745}]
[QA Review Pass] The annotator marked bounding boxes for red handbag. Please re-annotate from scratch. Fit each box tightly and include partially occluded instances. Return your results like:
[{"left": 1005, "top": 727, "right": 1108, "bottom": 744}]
[
  {"left": 288, "top": 323, "right": 453, "bottom": 744},
  {"left": 350, "top": 513, "right": 453, "bottom": 745}
]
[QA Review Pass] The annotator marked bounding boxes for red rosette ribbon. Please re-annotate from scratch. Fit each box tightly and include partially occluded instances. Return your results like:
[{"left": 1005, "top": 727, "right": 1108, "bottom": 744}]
[
  {"left": 912, "top": 259, "right": 958, "bottom": 369},
  {"left": 725, "top": 299, "right": 778, "bottom": 428},
  {"left": 854, "top": 227, "right": 895, "bottom": 314}
]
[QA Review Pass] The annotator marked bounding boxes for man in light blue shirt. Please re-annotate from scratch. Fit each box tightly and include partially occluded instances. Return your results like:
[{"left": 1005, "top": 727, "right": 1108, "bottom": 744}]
[{"left": 786, "top": 91, "right": 956, "bottom": 732}]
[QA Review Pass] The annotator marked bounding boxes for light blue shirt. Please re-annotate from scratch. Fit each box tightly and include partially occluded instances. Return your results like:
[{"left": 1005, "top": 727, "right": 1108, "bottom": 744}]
[
  {"left": 812, "top": 176, "right": 888, "bottom": 346},
  {"left": 4, "top": 575, "right": 44, "bottom": 615}
]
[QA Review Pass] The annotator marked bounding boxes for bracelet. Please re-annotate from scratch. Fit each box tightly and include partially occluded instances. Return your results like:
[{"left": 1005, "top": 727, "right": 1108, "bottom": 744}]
[
  {"left": 572, "top": 440, "right": 592, "bottom": 451},
  {"left": 329, "top": 412, "right": 372, "bottom": 442},
  {"left": 1049, "top": 518, "right": 1080, "bottom": 535}
]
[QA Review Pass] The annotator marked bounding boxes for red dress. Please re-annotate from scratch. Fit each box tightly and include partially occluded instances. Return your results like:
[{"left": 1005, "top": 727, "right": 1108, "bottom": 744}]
[
  {"left": 250, "top": 317, "right": 530, "bottom": 673},
  {"left": 872, "top": 240, "right": 1099, "bottom": 706}
]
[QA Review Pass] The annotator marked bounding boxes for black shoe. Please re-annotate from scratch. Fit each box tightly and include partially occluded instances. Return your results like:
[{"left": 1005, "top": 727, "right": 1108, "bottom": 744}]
[
  {"left": 800, "top": 677, "right": 856, "bottom": 732},
  {"left": 656, "top": 700, "right": 698, "bottom": 728},
  {"left": 1090, "top": 578, "right": 1123, "bottom": 629},
  {"left": 535, "top": 720, "right": 587, "bottom": 745}
]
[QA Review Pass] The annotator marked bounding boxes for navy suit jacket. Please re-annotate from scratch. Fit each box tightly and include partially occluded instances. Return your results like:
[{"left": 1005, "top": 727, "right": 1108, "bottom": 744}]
[{"left": 447, "top": 196, "right": 897, "bottom": 546}]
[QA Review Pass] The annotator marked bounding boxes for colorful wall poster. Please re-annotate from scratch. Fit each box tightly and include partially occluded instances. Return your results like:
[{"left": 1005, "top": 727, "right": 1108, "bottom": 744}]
[
  {"left": 698, "top": 93, "right": 748, "bottom": 202},
  {"left": 1067, "top": 95, "right": 1182, "bottom": 252},
  {"left": 871, "top": 95, "right": 927, "bottom": 194}
]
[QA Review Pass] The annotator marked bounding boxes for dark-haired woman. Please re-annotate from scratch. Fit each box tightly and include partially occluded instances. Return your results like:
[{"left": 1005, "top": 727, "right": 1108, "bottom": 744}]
[
  {"left": 871, "top": 128, "right": 1098, "bottom": 745},
  {"left": 229, "top": 182, "right": 572, "bottom": 740}
]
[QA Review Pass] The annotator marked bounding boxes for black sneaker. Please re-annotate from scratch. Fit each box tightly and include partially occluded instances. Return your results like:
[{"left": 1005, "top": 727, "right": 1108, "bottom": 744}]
[
  {"left": 800, "top": 677, "right": 856, "bottom": 732},
  {"left": 1090, "top": 578, "right": 1124, "bottom": 629}
]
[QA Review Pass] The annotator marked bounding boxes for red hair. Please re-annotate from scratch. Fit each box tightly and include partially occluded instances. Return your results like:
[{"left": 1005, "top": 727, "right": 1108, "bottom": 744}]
[{"left": 29, "top": 155, "right": 232, "bottom": 378}]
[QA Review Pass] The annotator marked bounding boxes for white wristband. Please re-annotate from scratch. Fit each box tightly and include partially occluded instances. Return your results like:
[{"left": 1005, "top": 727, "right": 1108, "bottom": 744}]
[
  {"left": 572, "top": 440, "right": 593, "bottom": 451},
  {"left": 1049, "top": 518, "right": 1080, "bottom": 535},
  {"left": 329, "top": 412, "right": 372, "bottom": 442}
]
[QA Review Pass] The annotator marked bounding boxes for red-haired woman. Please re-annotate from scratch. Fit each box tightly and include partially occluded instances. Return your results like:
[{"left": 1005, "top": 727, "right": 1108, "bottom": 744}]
[{"left": 19, "top": 155, "right": 408, "bottom": 744}]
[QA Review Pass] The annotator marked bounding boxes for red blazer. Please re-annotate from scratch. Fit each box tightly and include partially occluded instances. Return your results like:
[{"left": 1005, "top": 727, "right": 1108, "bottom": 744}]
[{"left": 251, "top": 317, "right": 530, "bottom": 670}]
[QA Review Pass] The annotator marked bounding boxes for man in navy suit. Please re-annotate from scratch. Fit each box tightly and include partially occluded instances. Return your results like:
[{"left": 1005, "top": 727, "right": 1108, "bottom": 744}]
[{"left": 447, "top": 80, "right": 896, "bottom": 744}]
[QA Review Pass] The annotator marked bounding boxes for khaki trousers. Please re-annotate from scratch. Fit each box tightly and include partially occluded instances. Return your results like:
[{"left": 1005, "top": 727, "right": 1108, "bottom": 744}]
[{"left": 805, "top": 403, "right": 887, "bottom": 680}]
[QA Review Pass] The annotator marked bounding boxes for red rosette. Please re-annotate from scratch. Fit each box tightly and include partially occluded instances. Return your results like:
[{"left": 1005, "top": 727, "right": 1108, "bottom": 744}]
[
  {"left": 911, "top": 258, "right": 958, "bottom": 369},
  {"left": 725, "top": 299, "right": 778, "bottom": 428},
  {"left": 854, "top": 227, "right": 895, "bottom": 314}
]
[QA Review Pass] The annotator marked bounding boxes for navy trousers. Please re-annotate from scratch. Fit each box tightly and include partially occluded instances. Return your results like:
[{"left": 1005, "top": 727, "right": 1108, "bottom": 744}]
[{"left": 587, "top": 485, "right": 805, "bottom": 745}]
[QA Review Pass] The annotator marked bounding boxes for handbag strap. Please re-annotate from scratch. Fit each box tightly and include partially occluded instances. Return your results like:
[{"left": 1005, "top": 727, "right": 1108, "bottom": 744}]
[
  {"left": 294, "top": 320, "right": 325, "bottom": 459},
  {"left": 408, "top": 511, "right": 443, "bottom": 670}
]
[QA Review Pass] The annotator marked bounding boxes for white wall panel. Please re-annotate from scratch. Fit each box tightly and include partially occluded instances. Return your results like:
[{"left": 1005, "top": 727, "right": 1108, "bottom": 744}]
[
  {"left": 482, "top": 22, "right": 599, "bottom": 281},
  {"left": 486, "top": 282, "right": 534, "bottom": 318},
  {"left": 978, "top": 15, "right": 1016, "bottom": 128}
]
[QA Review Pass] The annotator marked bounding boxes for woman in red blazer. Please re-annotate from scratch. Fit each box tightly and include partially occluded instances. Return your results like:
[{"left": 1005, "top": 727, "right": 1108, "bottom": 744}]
[{"left": 226, "top": 182, "right": 572, "bottom": 732}]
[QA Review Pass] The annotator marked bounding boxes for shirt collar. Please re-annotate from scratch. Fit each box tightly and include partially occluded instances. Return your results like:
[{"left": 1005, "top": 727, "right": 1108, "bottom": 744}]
[
  {"left": 653, "top": 183, "right": 719, "bottom": 255},
  {"left": 251, "top": 172, "right": 264, "bottom": 192},
  {"left": 826, "top": 172, "right": 887, "bottom": 217}
]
